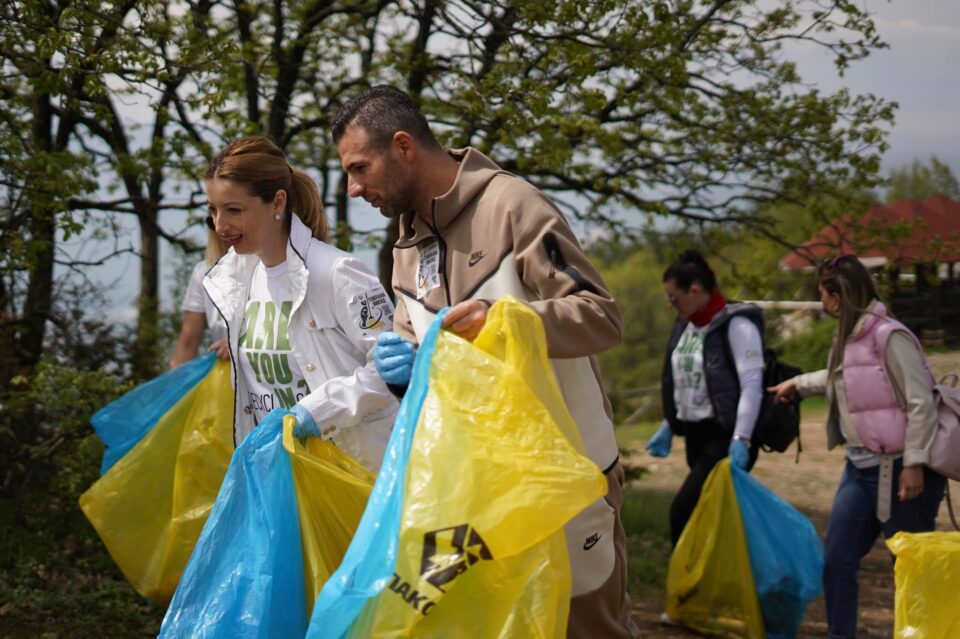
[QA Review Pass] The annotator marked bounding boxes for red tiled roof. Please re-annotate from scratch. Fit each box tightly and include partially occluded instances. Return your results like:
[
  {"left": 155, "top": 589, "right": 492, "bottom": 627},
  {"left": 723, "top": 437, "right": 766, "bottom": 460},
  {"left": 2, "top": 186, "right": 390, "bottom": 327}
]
[{"left": 780, "top": 195, "right": 960, "bottom": 271}]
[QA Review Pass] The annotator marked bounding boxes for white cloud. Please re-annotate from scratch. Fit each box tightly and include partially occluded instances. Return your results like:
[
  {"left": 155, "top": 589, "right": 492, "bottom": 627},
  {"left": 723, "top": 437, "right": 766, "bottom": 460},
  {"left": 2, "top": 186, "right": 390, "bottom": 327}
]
[{"left": 874, "top": 16, "right": 960, "bottom": 39}]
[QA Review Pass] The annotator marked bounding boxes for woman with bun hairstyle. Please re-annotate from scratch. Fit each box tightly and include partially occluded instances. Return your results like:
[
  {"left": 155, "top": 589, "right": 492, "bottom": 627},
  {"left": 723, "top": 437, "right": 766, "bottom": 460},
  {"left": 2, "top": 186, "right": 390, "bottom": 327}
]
[
  {"left": 646, "top": 250, "right": 765, "bottom": 546},
  {"left": 769, "top": 254, "right": 945, "bottom": 639},
  {"left": 202, "top": 136, "right": 398, "bottom": 471}
]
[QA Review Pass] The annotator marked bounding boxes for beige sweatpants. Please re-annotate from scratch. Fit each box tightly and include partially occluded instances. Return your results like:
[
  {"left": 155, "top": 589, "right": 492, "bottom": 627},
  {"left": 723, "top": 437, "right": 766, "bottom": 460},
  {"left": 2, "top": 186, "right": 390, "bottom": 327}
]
[{"left": 566, "top": 461, "right": 639, "bottom": 638}]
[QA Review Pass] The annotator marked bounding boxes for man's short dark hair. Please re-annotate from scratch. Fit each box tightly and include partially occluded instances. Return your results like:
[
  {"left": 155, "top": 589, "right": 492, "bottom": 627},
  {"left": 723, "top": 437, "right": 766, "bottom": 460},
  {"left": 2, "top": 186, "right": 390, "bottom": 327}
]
[{"left": 331, "top": 85, "right": 441, "bottom": 150}]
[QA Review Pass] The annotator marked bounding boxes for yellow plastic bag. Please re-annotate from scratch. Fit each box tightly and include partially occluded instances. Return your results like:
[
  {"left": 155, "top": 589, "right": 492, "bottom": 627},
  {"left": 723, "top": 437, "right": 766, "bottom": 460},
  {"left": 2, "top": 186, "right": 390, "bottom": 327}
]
[
  {"left": 666, "top": 459, "right": 765, "bottom": 639},
  {"left": 349, "top": 297, "right": 607, "bottom": 638},
  {"left": 79, "top": 360, "right": 234, "bottom": 605},
  {"left": 284, "top": 416, "right": 376, "bottom": 611},
  {"left": 887, "top": 531, "right": 960, "bottom": 638}
]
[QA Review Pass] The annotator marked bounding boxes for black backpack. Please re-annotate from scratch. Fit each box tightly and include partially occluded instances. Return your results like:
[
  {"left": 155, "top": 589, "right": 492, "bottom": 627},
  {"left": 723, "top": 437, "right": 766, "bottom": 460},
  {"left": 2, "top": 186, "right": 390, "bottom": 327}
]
[
  {"left": 753, "top": 348, "right": 803, "bottom": 457},
  {"left": 718, "top": 312, "right": 803, "bottom": 458}
]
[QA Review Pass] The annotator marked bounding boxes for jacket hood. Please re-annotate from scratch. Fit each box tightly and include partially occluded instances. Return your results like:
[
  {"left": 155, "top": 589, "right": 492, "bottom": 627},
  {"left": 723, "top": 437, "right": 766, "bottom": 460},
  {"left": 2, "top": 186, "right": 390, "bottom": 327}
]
[{"left": 397, "top": 147, "right": 504, "bottom": 247}]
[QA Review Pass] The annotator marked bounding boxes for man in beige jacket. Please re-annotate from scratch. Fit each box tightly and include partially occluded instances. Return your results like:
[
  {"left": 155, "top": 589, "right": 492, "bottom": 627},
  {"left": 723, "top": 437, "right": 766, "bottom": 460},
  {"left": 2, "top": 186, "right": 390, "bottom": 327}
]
[{"left": 332, "top": 85, "right": 637, "bottom": 638}]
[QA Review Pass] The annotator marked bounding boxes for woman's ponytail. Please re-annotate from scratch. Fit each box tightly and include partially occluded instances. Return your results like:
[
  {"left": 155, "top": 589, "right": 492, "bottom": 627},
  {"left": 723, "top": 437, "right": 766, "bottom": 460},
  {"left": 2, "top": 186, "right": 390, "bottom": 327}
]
[{"left": 289, "top": 169, "right": 329, "bottom": 242}]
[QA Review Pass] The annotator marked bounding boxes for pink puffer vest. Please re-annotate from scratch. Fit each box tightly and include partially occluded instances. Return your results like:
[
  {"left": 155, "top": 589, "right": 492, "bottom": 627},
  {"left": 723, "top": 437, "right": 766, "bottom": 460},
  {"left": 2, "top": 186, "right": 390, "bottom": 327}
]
[{"left": 842, "top": 302, "right": 934, "bottom": 453}]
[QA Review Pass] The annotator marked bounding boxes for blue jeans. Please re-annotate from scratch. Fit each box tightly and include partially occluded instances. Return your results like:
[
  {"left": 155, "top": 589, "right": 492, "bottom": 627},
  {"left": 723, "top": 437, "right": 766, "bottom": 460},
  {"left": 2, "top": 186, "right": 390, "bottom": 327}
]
[{"left": 823, "top": 458, "right": 945, "bottom": 638}]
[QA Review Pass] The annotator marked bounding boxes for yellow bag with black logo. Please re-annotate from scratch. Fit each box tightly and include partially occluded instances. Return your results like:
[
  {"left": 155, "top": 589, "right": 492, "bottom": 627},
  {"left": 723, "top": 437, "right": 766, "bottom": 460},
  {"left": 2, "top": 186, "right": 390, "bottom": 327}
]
[
  {"left": 666, "top": 459, "right": 765, "bottom": 639},
  {"left": 307, "top": 297, "right": 607, "bottom": 638},
  {"left": 80, "top": 359, "right": 234, "bottom": 605}
]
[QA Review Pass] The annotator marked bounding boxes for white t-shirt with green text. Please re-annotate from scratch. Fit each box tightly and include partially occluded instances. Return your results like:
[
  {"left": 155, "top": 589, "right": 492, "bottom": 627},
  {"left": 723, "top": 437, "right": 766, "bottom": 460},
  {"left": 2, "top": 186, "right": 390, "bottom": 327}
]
[
  {"left": 671, "top": 316, "right": 763, "bottom": 422},
  {"left": 238, "top": 260, "right": 309, "bottom": 424}
]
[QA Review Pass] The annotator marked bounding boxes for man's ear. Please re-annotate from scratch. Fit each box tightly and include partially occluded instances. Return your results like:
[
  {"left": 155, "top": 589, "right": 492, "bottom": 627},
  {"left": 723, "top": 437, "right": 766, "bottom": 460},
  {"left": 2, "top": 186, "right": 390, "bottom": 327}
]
[{"left": 392, "top": 131, "right": 416, "bottom": 161}]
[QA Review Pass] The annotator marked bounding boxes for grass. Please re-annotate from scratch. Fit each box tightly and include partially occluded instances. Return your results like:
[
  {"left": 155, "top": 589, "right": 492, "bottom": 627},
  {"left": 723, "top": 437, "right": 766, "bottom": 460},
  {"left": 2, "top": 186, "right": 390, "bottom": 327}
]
[
  {"left": 615, "top": 420, "right": 660, "bottom": 452},
  {"left": 800, "top": 395, "right": 826, "bottom": 417},
  {"left": 924, "top": 343, "right": 960, "bottom": 355},
  {"left": 0, "top": 493, "right": 164, "bottom": 638},
  {"left": 621, "top": 487, "right": 674, "bottom": 599},
  {"left": 615, "top": 420, "right": 675, "bottom": 599}
]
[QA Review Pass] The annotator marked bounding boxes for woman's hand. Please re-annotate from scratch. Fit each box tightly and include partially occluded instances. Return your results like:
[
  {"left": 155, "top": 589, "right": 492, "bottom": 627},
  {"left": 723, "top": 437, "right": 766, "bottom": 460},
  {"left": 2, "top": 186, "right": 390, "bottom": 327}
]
[
  {"left": 768, "top": 377, "right": 798, "bottom": 404},
  {"left": 645, "top": 422, "right": 673, "bottom": 458},
  {"left": 898, "top": 465, "right": 924, "bottom": 502},
  {"left": 208, "top": 339, "right": 230, "bottom": 360}
]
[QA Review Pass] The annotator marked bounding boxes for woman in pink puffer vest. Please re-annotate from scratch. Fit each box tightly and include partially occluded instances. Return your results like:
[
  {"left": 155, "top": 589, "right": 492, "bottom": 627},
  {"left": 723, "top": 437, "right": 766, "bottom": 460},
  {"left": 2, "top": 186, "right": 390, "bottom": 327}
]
[{"left": 770, "top": 254, "right": 945, "bottom": 639}]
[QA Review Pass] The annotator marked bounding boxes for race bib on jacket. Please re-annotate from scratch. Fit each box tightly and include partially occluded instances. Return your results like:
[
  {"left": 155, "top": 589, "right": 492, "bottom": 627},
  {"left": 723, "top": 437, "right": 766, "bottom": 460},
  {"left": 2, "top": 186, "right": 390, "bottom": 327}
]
[{"left": 416, "top": 241, "right": 441, "bottom": 300}]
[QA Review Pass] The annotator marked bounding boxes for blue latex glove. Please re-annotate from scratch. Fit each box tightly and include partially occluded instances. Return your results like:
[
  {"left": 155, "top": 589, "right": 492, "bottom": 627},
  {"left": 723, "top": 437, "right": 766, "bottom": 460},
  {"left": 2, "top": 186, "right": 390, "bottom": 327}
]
[
  {"left": 291, "top": 404, "right": 321, "bottom": 439},
  {"left": 729, "top": 438, "right": 750, "bottom": 469},
  {"left": 374, "top": 332, "right": 415, "bottom": 387},
  {"left": 645, "top": 423, "right": 673, "bottom": 457}
]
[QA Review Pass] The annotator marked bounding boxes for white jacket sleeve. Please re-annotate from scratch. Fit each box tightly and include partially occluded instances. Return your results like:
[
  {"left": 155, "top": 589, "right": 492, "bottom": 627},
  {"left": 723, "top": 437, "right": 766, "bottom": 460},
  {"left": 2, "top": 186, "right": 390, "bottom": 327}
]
[
  {"left": 297, "top": 256, "right": 397, "bottom": 436},
  {"left": 728, "top": 316, "right": 764, "bottom": 440}
]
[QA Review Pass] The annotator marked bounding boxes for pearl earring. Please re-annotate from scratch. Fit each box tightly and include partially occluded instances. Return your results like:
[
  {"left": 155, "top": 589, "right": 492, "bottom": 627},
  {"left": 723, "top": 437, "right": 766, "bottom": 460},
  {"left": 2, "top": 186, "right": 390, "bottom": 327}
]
[{"left": 274, "top": 213, "right": 282, "bottom": 221}]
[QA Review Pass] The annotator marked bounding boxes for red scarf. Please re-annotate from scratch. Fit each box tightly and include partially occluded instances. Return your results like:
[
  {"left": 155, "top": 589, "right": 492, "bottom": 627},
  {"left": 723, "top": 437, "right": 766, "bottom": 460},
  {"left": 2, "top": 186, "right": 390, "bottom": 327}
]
[{"left": 689, "top": 289, "right": 726, "bottom": 327}]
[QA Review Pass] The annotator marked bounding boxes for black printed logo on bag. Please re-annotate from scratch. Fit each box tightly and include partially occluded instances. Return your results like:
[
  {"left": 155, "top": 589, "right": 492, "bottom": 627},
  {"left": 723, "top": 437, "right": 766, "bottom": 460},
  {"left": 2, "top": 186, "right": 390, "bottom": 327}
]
[
  {"left": 420, "top": 524, "right": 493, "bottom": 592},
  {"left": 385, "top": 524, "right": 493, "bottom": 617}
]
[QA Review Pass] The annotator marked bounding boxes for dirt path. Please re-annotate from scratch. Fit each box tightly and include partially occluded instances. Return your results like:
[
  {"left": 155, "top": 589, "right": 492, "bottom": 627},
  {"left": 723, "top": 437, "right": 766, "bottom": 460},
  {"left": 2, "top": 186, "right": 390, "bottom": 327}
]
[{"left": 625, "top": 395, "right": 960, "bottom": 638}]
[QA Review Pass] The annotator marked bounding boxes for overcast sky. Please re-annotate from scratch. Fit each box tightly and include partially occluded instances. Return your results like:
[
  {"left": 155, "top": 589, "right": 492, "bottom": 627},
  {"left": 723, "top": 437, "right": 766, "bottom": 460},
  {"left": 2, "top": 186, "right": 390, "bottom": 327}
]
[
  {"left": 72, "top": 1, "right": 960, "bottom": 320},
  {"left": 788, "top": 0, "right": 960, "bottom": 173}
]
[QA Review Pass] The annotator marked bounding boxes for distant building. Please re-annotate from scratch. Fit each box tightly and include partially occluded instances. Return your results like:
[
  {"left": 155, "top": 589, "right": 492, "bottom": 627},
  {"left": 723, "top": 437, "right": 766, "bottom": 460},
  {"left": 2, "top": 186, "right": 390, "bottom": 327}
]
[{"left": 780, "top": 195, "right": 960, "bottom": 344}]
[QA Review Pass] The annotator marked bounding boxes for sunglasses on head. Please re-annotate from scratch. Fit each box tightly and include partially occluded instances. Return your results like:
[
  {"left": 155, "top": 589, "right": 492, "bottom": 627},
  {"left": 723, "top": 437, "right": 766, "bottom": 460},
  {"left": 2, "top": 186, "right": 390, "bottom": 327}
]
[
  {"left": 825, "top": 253, "right": 855, "bottom": 270},
  {"left": 205, "top": 216, "right": 215, "bottom": 231}
]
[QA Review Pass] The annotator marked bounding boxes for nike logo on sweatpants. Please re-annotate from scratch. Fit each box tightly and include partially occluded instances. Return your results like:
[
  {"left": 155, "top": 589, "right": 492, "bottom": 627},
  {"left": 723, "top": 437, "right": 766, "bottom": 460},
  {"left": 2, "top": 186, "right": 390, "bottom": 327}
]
[{"left": 583, "top": 533, "right": 602, "bottom": 550}]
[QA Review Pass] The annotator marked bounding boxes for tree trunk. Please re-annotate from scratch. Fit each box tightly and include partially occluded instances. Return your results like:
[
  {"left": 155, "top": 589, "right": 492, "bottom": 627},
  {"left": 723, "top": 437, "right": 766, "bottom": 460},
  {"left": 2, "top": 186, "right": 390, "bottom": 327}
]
[
  {"left": 14, "top": 92, "right": 57, "bottom": 381},
  {"left": 133, "top": 205, "right": 161, "bottom": 378}
]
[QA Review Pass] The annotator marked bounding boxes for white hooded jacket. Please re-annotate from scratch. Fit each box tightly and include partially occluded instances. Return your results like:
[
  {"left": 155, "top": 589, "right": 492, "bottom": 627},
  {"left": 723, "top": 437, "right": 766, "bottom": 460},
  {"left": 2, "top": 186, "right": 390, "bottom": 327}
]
[{"left": 203, "top": 214, "right": 398, "bottom": 471}]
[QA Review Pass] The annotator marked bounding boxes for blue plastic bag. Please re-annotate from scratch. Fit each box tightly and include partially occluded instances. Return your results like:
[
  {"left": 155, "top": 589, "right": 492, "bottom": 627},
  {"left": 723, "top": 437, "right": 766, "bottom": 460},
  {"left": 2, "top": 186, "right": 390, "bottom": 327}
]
[
  {"left": 731, "top": 463, "right": 824, "bottom": 638},
  {"left": 91, "top": 353, "right": 216, "bottom": 474},
  {"left": 304, "top": 309, "right": 447, "bottom": 638},
  {"left": 158, "top": 408, "right": 307, "bottom": 639}
]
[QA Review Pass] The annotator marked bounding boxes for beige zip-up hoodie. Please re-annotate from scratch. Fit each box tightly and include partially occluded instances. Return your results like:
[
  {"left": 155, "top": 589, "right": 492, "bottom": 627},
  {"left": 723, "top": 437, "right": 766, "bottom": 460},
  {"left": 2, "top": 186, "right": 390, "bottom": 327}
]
[
  {"left": 390, "top": 147, "right": 625, "bottom": 598},
  {"left": 391, "top": 147, "right": 623, "bottom": 465}
]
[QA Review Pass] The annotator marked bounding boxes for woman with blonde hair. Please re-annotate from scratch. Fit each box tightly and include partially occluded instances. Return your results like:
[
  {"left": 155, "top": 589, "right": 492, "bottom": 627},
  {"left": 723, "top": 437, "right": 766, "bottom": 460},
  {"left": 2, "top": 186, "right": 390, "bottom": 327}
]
[
  {"left": 201, "top": 136, "right": 398, "bottom": 471},
  {"left": 770, "top": 254, "right": 945, "bottom": 639},
  {"left": 168, "top": 223, "right": 229, "bottom": 368}
]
